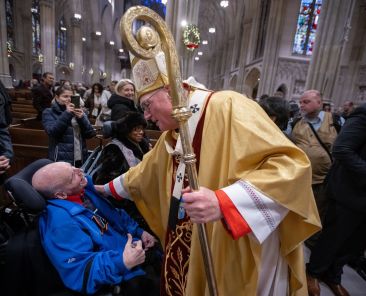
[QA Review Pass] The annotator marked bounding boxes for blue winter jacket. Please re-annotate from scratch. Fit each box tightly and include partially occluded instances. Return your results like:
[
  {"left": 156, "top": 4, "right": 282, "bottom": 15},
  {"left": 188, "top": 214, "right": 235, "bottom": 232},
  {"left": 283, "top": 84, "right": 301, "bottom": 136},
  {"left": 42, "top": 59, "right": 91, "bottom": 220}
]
[
  {"left": 42, "top": 102, "right": 96, "bottom": 164},
  {"left": 39, "top": 176, "right": 145, "bottom": 294}
]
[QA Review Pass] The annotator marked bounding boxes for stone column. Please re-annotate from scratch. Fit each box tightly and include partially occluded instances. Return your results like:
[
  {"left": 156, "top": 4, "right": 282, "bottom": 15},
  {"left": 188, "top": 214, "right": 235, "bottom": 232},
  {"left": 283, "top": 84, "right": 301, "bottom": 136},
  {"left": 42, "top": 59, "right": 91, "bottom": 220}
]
[
  {"left": 166, "top": 0, "right": 200, "bottom": 79},
  {"left": 70, "top": 16, "right": 82, "bottom": 82},
  {"left": 331, "top": 0, "right": 366, "bottom": 107},
  {"left": 0, "top": 0, "right": 12, "bottom": 87},
  {"left": 258, "top": 0, "right": 285, "bottom": 97},
  {"left": 104, "top": 42, "right": 114, "bottom": 85},
  {"left": 39, "top": 0, "right": 55, "bottom": 74},
  {"left": 305, "top": 0, "right": 355, "bottom": 101},
  {"left": 90, "top": 32, "right": 102, "bottom": 83},
  {"left": 19, "top": 10, "right": 33, "bottom": 80}
]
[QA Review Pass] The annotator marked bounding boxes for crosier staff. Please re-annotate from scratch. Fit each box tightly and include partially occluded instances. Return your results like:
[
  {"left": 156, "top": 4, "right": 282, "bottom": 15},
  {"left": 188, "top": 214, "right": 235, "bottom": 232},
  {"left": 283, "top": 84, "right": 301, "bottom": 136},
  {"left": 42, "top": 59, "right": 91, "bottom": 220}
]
[{"left": 120, "top": 6, "right": 218, "bottom": 296}]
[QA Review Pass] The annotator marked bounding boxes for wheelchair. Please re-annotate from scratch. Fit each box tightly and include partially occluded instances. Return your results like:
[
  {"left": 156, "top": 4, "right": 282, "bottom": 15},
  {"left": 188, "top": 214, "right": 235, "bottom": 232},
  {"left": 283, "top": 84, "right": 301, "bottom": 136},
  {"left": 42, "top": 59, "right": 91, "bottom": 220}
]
[{"left": 0, "top": 159, "right": 120, "bottom": 296}]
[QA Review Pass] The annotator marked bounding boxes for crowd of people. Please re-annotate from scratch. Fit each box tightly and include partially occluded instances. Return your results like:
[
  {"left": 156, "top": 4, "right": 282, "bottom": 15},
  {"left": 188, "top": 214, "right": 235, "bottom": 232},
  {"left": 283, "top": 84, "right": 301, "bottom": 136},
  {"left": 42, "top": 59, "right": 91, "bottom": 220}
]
[{"left": 0, "top": 52, "right": 365, "bottom": 295}]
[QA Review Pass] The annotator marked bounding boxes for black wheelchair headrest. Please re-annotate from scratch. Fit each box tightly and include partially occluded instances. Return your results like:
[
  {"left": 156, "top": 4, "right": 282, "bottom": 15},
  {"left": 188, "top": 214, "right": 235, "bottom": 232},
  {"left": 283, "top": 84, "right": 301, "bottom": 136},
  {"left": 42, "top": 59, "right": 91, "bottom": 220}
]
[{"left": 4, "top": 159, "right": 53, "bottom": 214}]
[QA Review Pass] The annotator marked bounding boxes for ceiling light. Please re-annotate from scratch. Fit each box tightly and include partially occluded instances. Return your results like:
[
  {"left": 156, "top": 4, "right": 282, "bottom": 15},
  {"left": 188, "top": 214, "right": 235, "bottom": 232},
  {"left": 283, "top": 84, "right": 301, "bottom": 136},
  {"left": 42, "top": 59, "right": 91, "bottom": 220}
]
[
  {"left": 74, "top": 13, "right": 82, "bottom": 19},
  {"left": 198, "top": 52, "right": 203, "bottom": 56},
  {"left": 109, "top": 41, "right": 115, "bottom": 45},
  {"left": 220, "top": 1, "right": 229, "bottom": 8},
  {"left": 60, "top": 26, "right": 67, "bottom": 31},
  {"left": 181, "top": 20, "right": 187, "bottom": 27},
  {"left": 202, "top": 40, "right": 208, "bottom": 45},
  {"left": 209, "top": 27, "right": 216, "bottom": 33},
  {"left": 195, "top": 57, "right": 199, "bottom": 61},
  {"left": 119, "top": 49, "right": 124, "bottom": 53},
  {"left": 82, "top": 37, "right": 86, "bottom": 42},
  {"left": 95, "top": 31, "right": 102, "bottom": 36},
  {"left": 161, "top": 0, "right": 168, "bottom": 5}
]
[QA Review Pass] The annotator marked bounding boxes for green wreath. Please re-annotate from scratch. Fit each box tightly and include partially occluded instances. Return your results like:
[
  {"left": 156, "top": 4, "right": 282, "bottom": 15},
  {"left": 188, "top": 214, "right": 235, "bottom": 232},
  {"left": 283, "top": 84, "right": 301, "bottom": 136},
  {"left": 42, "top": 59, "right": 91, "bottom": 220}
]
[{"left": 183, "top": 24, "right": 200, "bottom": 51}]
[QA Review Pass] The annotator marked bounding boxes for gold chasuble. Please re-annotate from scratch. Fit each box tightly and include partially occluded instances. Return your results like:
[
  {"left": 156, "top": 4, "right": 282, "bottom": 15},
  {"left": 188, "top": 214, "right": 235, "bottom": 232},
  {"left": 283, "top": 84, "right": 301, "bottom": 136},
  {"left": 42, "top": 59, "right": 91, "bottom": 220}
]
[{"left": 123, "top": 90, "right": 321, "bottom": 295}]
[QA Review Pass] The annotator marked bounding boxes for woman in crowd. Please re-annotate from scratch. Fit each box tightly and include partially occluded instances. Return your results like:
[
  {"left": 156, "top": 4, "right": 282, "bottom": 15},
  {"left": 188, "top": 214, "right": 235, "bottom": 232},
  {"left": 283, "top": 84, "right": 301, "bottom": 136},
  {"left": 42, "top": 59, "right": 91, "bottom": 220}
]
[
  {"left": 85, "top": 82, "right": 111, "bottom": 127},
  {"left": 107, "top": 78, "right": 138, "bottom": 121},
  {"left": 94, "top": 111, "right": 151, "bottom": 228},
  {"left": 42, "top": 85, "right": 96, "bottom": 167}
]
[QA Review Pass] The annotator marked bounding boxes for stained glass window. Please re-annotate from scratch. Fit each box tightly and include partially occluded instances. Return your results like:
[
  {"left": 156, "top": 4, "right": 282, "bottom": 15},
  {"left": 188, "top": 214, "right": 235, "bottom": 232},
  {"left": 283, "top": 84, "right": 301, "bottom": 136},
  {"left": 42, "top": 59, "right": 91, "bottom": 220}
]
[
  {"left": 141, "top": 0, "right": 166, "bottom": 18},
  {"left": 56, "top": 17, "right": 67, "bottom": 63},
  {"left": 293, "top": 0, "right": 322, "bottom": 56},
  {"left": 31, "top": 0, "right": 41, "bottom": 56},
  {"left": 5, "top": 0, "right": 15, "bottom": 52}
]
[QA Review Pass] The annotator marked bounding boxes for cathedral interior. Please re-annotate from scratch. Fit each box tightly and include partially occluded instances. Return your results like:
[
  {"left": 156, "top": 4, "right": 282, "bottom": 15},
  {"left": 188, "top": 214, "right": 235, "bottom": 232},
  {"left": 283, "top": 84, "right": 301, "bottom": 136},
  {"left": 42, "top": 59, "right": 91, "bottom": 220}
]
[
  {"left": 1, "top": 0, "right": 366, "bottom": 108},
  {"left": 1, "top": 1, "right": 366, "bottom": 296}
]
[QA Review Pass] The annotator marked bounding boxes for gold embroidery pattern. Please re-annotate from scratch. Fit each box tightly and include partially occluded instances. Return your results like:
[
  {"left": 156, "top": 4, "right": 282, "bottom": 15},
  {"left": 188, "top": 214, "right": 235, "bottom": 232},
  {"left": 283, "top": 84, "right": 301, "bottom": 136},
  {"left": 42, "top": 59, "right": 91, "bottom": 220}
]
[{"left": 164, "top": 220, "right": 193, "bottom": 296}]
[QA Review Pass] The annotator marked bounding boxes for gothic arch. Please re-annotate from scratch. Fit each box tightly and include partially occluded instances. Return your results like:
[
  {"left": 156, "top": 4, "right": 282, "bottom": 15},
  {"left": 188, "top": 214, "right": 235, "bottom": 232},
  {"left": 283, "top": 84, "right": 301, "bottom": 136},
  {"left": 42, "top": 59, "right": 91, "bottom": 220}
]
[
  {"left": 32, "top": 61, "right": 42, "bottom": 77},
  {"left": 9, "top": 64, "right": 15, "bottom": 80},
  {"left": 101, "top": 3, "right": 113, "bottom": 41},
  {"left": 56, "top": 65, "right": 71, "bottom": 81},
  {"left": 244, "top": 67, "right": 261, "bottom": 99},
  {"left": 229, "top": 74, "right": 238, "bottom": 90},
  {"left": 8, "top": 54, "right": 24, "bottom": 80},
  {"left": 220, "top": 78, "right": 225, "bottom": 90}
]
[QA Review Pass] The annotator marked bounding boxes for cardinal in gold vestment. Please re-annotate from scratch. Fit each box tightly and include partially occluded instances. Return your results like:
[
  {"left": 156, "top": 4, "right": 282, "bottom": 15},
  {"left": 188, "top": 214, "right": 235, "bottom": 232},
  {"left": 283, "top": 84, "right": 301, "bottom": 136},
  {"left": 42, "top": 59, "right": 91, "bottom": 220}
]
[
  {"left": 103, "top": 90, "right": 320, "bottom": 295},
  {"left": 98, "top": 47, "right": 321, "bottom": 295}
]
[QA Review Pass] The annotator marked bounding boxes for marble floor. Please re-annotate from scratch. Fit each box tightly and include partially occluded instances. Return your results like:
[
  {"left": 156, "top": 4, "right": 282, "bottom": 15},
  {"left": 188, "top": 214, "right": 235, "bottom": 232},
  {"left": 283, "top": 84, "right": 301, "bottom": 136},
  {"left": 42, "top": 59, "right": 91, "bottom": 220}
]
[{"left": 304, "top": 246, "right": 366, "bottom": 296}]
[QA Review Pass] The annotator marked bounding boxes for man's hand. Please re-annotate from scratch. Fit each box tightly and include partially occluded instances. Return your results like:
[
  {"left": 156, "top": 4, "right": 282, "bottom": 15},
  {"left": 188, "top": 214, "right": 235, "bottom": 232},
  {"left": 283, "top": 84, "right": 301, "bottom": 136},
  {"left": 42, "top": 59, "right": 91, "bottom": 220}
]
[
  {"left": 0, "top": 156, "right": 10, "bottom": 175},
  {"left": 141, "top": 231, "right": 156, "bottom": 250},
  {"left": 182, "top": 186, "right": 223, "bottom": 224},
  {"left": 123, "top": 233, "right": 145, "bottom": 269}
]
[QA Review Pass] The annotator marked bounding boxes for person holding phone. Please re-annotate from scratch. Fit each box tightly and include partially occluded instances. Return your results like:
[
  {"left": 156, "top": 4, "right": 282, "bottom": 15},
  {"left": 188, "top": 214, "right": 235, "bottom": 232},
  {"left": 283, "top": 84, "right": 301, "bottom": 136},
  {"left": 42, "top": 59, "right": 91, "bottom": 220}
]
[{"left": 42, "top": 86, "right": 96, "bottom": 167}]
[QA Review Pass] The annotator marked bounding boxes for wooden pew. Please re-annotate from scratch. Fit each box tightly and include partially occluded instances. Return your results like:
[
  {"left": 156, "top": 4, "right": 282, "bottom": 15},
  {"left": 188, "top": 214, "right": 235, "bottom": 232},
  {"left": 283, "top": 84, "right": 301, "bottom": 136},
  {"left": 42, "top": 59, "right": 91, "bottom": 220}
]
[
  {"left": 11, "top": 112, "right": 37, "bottom": 120},
  {"left": 12, "top": 106, "right": 38, "bottom": 114},
  {"left": 7, "top": 89, "right": 32, "bottom": 100},
  {"left": 7, "top": 127, "right": 49, "bottom": 177},
  {"left": 19, "top": 118, "right": 43, "bottom": 129},
  {"left": 12, "top": 98, "right": 33, "bottom": 105}
]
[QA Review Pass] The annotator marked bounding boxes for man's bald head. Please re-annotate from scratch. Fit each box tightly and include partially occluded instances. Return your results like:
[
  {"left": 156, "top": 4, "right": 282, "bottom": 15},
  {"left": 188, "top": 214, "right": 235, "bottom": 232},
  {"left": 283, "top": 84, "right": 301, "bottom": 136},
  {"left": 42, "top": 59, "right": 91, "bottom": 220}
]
[
  {"left": 32, "top": 162, "right": 75, "bottom": 198},
  {"left": 300, "top": 90, "right": 322, "bottom": 117}
]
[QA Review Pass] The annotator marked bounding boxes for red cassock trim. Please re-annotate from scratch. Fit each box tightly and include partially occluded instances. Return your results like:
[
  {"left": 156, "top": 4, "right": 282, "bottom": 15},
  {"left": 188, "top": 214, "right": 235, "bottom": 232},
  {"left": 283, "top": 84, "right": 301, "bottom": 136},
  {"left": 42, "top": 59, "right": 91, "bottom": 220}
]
[
  {"left": 108, "top": 181, "right": 124, "bottom": 201},
  {"left": 215, "top": 189, "right": 252, "bottom": 240}
]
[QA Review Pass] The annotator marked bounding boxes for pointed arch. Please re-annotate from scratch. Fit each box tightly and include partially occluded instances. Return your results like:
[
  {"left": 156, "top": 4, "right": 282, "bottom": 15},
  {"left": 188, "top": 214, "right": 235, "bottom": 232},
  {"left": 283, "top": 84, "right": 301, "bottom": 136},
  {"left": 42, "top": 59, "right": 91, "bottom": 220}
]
[{"left": 244, "top": 67, "right": 261, "bottom": 99}]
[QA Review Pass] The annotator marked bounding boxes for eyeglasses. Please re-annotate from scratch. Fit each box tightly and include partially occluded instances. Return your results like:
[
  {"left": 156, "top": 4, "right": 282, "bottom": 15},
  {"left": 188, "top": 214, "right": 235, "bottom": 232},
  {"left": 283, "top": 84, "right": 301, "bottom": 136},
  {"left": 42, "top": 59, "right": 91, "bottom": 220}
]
[{"left": 140, "top": 88, "right": 163, "bottom": 112}]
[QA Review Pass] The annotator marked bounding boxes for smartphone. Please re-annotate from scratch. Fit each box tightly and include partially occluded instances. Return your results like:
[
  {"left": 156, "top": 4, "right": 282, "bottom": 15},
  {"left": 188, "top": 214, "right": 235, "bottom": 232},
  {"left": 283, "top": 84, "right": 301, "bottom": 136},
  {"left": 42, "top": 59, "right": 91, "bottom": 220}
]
[{"left": 71, "top": 95, "right": 80, "bottom": 108}]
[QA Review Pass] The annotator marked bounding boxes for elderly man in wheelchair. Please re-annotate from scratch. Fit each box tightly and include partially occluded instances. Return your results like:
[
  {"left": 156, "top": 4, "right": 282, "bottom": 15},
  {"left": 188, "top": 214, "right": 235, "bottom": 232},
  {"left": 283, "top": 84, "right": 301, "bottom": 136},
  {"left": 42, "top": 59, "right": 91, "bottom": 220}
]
[{"left": 0, "top": 159, "right": 161, "bottom": 296}]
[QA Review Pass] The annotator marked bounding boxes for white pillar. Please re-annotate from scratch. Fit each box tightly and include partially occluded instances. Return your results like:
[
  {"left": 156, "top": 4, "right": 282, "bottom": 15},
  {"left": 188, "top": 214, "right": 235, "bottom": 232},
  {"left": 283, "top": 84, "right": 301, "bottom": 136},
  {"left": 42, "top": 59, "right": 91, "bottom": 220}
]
[
  {"left": 0, "top": 0, "right": 12, "bottom": 87},
  {"left": 305, "top": 0, "right": 355, "bottom": 101},
  {"left": 258, "top": 0, "right": 285, "bottom": 97},
  {"left": 90, "top": 32, "right": 102, "bottom": 83},
  {"left": 70, "top": 16, "right": 82, "bottom": 83},
  {"left": 39, "top": 0, "right": 56, "bottom": 74}
]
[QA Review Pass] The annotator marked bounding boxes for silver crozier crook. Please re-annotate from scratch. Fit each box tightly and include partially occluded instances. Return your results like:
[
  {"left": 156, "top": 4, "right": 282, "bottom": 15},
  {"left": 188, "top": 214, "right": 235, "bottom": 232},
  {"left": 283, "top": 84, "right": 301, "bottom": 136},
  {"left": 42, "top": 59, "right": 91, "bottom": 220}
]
[{"left": 120, "top": 6, "right": 218, "bottom": 296}]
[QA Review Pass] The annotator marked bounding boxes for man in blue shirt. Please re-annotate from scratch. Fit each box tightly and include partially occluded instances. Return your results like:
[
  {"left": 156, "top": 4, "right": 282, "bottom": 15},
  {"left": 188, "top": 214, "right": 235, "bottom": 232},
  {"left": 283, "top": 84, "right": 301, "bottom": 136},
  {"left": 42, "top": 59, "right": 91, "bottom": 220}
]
[{"left": 33, "top": 161, "right": 159, "bottom": 295}]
